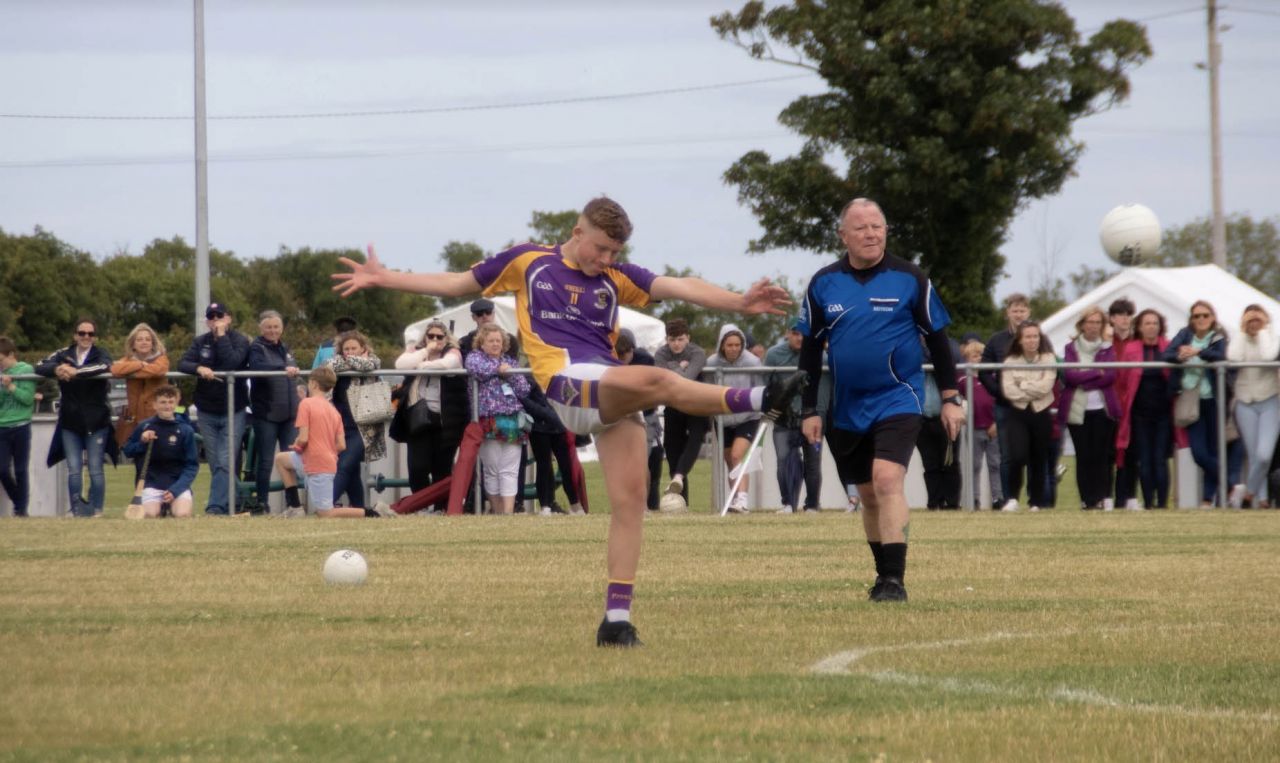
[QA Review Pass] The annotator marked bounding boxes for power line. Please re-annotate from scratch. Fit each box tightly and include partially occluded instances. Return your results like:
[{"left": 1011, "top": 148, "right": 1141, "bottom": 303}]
[
  {"left": 1080, "top": 6, "right": 1202, "bottom": 34},
  {"left": 0, "top": 74, "right": 813, "bottom": 122},
  {"left": 1225, "top": 5, "right": 1280, "bottom": 18},
  {"left": 0, "top": 131, "right": 796, "bottom": 169}
]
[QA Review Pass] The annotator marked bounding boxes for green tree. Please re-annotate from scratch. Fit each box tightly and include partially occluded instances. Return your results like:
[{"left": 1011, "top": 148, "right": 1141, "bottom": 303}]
[
  {"left": 0, "top": 227, "right": 115, "bottom": 349},
  {"left": 1145, "top": 214, "right": 1280, "bottom": 296},
  {"left": 711, "top": 0, "right": 1151, "bottom": 329}
]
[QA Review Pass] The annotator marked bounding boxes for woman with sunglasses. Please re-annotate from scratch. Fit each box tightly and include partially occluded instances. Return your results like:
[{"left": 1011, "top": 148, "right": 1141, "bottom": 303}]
[
  {"left": 393, "top": 320, "right": 467, "bottom": 512},
  {"left": 36, "top": 318, "right": 116, "bottom": 517},
  {"left": 1163, "top": 300, "right": 1244, "bottom": 507}
]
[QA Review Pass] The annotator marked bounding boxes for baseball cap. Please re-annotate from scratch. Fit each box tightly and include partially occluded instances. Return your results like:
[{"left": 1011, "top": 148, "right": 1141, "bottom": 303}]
[
  {"left": 470, "top": 298, "right": 495, "bottom": 315},
  {"left": 205, "top": 302, "right": 228, "bottom": 319}
]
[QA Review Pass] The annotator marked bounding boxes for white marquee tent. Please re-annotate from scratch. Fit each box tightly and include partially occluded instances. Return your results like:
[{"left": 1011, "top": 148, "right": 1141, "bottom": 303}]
[{"left": 1041, "top": 264, "right": 1280, "bottom": 352}]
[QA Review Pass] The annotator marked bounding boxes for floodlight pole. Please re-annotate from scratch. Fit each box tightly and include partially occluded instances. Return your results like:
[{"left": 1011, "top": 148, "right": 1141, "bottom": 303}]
[
  {"left": 194, "top": 0, "right": 211, "bottom": 335},
  {"left": 1207, "top": 0, "right": 1227, "bottom": 268}
]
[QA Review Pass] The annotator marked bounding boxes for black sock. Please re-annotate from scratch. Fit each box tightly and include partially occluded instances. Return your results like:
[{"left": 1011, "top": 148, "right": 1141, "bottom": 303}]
[
  {"left": 881, "top": 543, "right": 907, "bottom": 581},
  {"left": 868, "top": 541, "right": 884, "bottom": 576},
  {"left": 364, "top": 507, "right": 379, "bottom": 518},
  {"left": 285, "top": 486, "right": 301, "bottom": 508}
]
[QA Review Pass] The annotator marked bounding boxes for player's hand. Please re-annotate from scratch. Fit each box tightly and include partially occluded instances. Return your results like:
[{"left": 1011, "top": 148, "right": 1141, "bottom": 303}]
[
  {"left": 162, "top": 491, "right": 175, "bottom": 503},
  {"left": 291, "top": 439, "right": 306, "bottom": 452},
  {"left": 801, "top": 414, "right": 823, "bottom": 445},
  {"left": 332, "top": 243, "right": 388, "bottom": 297},
  {"left": 285, "top": 366, "right": 299, "bottom": 378},
  {"left": 55, "top": 363, "right": 77, "bottom": 381},
  {"left": 141, "top": 429, "right": 157, "bottom": 442},
  {"left": 740, "top": 277, "right": 792, "bottom": 316},
  {"left": 941, "top": 400, "right": 965, "bottom": 440}
]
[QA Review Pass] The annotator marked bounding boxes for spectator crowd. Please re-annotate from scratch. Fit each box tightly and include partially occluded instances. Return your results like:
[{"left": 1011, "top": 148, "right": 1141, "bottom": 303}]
[{"left": 2, "top": 293, "right": 1279, "bottom": 518}]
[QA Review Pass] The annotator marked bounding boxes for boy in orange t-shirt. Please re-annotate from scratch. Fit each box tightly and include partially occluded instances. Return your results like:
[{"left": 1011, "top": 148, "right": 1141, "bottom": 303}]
[{"left": 275, "top": 366, "right": 389, "bottom": 518}]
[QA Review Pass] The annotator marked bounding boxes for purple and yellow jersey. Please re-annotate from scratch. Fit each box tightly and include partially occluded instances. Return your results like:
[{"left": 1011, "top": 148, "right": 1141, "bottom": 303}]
[{"left": 470, "top": 243, "right": 658, "bottom": 388}]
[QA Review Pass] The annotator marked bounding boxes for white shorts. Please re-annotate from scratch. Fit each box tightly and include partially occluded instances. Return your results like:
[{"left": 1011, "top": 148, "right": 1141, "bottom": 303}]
[
  {"left": 545, "top": 362, "right": 627, "bottom": 435},
  {"left": 478, "top": 440, "right": 522, "bottom": 497},
  {"left": 142, "top": 487, "right": 193, "bottom": 504}
]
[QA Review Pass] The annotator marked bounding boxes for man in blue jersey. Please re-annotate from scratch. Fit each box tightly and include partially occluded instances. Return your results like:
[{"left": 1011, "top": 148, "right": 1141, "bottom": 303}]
[
  {"left": 797, "top": 198, "right": 964, "bottom": 602},
  {"left": 334, "top": 197, "right": 807, "bottom": 646}
]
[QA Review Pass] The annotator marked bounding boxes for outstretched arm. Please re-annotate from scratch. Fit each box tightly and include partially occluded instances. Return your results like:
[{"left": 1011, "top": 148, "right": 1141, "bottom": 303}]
[
  {"left": 332, "top": 244, "right": 482, "bottom": 299},
  {"left": 649, "top": 275, "right": 790, "bottom": 316}
]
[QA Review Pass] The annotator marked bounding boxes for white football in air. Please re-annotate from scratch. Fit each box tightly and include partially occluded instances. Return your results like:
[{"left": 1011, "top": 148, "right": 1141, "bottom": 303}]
[
  {"left": 1099, "top": 203, "right": 1161, "bottom": 267},
  {"left": 323, "top": 549, "right": 368, "bottom": 585}
]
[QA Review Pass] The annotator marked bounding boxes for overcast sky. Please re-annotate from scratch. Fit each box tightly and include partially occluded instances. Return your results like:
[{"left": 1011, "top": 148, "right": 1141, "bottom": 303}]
[{"left": 1, "top": 0, "right": 1277, "bottom": 311}]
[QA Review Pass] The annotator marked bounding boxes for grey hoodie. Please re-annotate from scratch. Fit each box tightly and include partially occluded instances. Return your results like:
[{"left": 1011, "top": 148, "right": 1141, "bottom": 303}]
[{"left": 704, "top": 323, "right": 762, "bottom": 426}]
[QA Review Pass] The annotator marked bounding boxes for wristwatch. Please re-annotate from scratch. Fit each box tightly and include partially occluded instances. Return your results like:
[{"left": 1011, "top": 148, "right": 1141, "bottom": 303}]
[{"left": 942, "top": 395, "right": 964, "bottom": 407}]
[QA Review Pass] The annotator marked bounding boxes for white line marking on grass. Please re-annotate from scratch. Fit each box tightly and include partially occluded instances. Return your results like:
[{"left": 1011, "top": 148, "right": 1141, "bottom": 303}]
[{"left": 811, "top": 626, "right": 1278, "bottom": 724}]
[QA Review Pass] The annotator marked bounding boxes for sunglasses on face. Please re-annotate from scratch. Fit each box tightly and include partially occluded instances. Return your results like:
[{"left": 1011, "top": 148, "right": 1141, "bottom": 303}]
[
  {"left": 76, "top": 331, "right": 95, "bottom": 337},
  {"left": 425, "top": 333, "right": 446, "bottom": 340},
  {"left": 472, "top": 310, "right": 493, "bottom": 317},
  {"left": 207, "top": 312, "right": 226, "bottom": 320}
]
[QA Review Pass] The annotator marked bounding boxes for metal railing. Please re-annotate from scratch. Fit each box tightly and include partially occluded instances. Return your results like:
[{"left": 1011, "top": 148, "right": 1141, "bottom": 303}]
[{"left": 8, "top": 357, "right": 1275, "bottom": 513}]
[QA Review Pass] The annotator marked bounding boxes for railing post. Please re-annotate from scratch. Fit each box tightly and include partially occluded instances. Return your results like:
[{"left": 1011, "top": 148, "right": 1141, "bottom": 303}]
[
  {"left": 963, "top": 366, "right": 976, "bottom": 511},
  {"left": 1216, "top": 362, "right": 1229, "bottom": 508},
  {"left": 226, "top": 370, "right": 237, "bottom": 514}
]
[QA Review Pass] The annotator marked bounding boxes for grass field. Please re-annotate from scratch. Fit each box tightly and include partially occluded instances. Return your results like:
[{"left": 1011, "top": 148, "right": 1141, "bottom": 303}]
[{"left": 3, "top": 464, "right": 1279, "bottom": 761}]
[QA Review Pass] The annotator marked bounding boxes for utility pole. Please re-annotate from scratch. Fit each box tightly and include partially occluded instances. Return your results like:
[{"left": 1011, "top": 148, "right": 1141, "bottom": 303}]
[
  {"left": 194, "top": 0, "right": 211, "bottom": 334},
  {"left": 1207, "top": 0, "right": 1227, "bottom": 267}
]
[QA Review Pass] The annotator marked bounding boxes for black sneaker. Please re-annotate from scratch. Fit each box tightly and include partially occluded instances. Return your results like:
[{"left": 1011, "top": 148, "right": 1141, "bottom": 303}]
[
  {"left": 870, "top": 576, "right": 908, "bottom": 603},
  {"left": 867, "top": 576, "right": 885, "bottom": 600},
  {"left": 596, "top": 618, "right": 643, "bottom": 648},
  {"left": 761, "top": 371, "right": 809, "bottom": 422}
]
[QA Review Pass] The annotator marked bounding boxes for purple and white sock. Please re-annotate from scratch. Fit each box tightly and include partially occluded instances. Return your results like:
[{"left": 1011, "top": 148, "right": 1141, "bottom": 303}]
[
  {"left": 724, "top": 387, "right": 764, "bottom": 414},
  {"left": 605, "top": 580, "right": 634, "bottom": 623}
]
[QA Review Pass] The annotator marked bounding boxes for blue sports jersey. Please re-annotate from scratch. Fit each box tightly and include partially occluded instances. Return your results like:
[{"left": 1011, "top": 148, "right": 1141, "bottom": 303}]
[{"left": 797, "top": 253, "right": 951, "bottom": 433}]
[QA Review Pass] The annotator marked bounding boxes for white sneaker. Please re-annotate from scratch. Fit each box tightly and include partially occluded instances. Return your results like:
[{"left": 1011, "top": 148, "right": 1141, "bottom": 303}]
[
  {"left": 778, "top": 505, "right": 794, "bottom": 514},
  {"left": 1028, "top": 505, "right": 1040, "bottom": 512},
  {"left": 1001, "top": 499, "right": 1019, "bottom": 512},
  {"left": 727, "top": 492, "right": 750, "bottom": 514},
  {"left": 1228, "top": 484, "right": 1247, "bottom": 509},
  {"left": 1125, "top": 498, "right": 1142, "bottom": 511},
  {"left": 372, "top": 501, "right": 396, "bottom": 518},
  {"left": 282, "top": 506, "right": 306, "bottom": 519},
  {"left": 1102, "top": 498, "right": 1115, "bottom": 512},
  {"left": 539, "top": 506, "right": 554, "bottom": 516},
  {"left": 569, "top": 503, "right": 586, "bottom": 515}
]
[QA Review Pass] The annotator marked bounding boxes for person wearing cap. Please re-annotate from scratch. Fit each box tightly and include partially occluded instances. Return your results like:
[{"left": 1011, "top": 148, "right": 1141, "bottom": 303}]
[
  {"left": 334, "top": 196, "right": 805, "bottom": 647},
  {"left": 178, "top": 302, "right": 251, "bottom": 515},
  {"left": 458, "top": 298, "right": 521, "bottom": 360},
  {"left": 764, "top": 324, "right": 826, "bottom": 513},
  {"left": 312, "top": 316, "right": 358, "bottom": 370}
]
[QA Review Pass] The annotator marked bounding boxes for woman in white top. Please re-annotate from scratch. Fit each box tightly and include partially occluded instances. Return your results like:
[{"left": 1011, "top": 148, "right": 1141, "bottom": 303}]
[
  {"left": 1000, "top": 321, "right": 1058, "bottom": 511},
  {"left": 393, "top": 320, "right": 467, "bottom": 511},
  {"left": 1226, "top": 304, "right": 1280, "bottom": 507}
]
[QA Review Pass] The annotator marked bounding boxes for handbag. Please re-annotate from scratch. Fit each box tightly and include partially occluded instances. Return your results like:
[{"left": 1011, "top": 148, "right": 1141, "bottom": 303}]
[
  {"left": 1174, "top": 387, "right": 1200, "bottom": 428},
  {"left": 407, "top": 398, "right": 441, "bottom": 434},
  {"left": 349, "top": 379, "right": 394, "bottom": 425}
]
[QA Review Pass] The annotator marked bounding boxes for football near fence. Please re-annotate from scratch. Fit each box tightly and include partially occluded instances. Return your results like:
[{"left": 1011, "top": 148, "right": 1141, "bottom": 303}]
[
  {"left": 323, "top": 549, "right": 368, "bottom": 585},
  {"left": 1099, "top": 203, "right": 1161, "bottom": 266},
  {"left": 659, "top": 492, "right": 688, "bottom": 513}
]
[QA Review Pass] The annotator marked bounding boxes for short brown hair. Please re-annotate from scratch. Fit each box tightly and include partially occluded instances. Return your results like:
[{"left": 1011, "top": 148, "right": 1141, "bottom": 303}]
[
  {"left": 1003, "top": 293, "right": 1030, "bottom": 310},
  {"left": 0, "top": 336, "right": 16, "bottom": 357},
  {"left": 582, "top": 197, "right": 633, "bottom": 243},
  {"left": 309, "top": 365, "right": 337, "bottom": 392},
  {"left": 665, "top": 318, "right": 690, "bottom": 338},
  {"left": 153, "top": 384, "right": 180, "bottom": 401},
  {"left": 336, "top": 330, "right": 370, "bottom": 354}
]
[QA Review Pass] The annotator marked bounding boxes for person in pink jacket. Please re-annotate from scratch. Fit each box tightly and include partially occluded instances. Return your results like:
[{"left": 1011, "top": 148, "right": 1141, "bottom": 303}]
[{"left": 1114, "top": 309, "right": 1176, "bottom": 509}]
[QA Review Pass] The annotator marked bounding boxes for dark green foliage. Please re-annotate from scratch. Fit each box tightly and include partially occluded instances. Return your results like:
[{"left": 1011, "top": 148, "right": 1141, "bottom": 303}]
[{"left": 711, "top": 0, "right": 1151, "bottom": 329}]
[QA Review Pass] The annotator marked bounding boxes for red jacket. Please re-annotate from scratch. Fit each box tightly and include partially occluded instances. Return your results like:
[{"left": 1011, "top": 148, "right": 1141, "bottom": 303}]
[{"left": 1114, "top": 337, "right": 1186, "bottom": 465}]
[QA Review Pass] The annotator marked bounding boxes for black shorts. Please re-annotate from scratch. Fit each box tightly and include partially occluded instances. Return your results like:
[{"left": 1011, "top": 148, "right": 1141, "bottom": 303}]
[
  {"left": 721, "top": 420, "right": 759, "bottom": 443},
  {"left": 825, "top": 414, "right": 922, "bottom": 487}
]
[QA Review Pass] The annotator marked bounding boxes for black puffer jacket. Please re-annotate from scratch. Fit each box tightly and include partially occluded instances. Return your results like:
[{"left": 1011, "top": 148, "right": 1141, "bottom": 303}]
[
  {"left": 36, "top": 344, "right": 113, "bottom": 435},
  {"left": 247, "top": 337, "right": 301, "bottom": 423}
]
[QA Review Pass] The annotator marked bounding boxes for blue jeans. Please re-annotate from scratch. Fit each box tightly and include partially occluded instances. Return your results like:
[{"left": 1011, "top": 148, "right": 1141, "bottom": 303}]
[
  {"left": 0, "top": 424, "right": 32, "bottom": 516},
  {"left": 198, "top": 410, "right": 246, "bottom": 514},
  {"left": 61, "top": 427, "right": 109, "bottom": 517},
  {"left": 1186, "top": 398, "right": 1243, "bottom": 503},
  {"left": 1234, "top": 396, "right": 1280, "bottom": 501},
  {"left": 333, "top": 429, "right": 365, "bottom": 508},
  {"left": 772, "top": 425, "right": 822, "bottom": 509},
  {"left": 252, "top": 418, "right": 296, "bottom": 505}
]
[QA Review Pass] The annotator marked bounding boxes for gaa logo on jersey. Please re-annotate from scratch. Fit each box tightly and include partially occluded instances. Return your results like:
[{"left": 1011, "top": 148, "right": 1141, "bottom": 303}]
[{"left": 534, "top": 280, "right": 554, "bottom": 291}]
